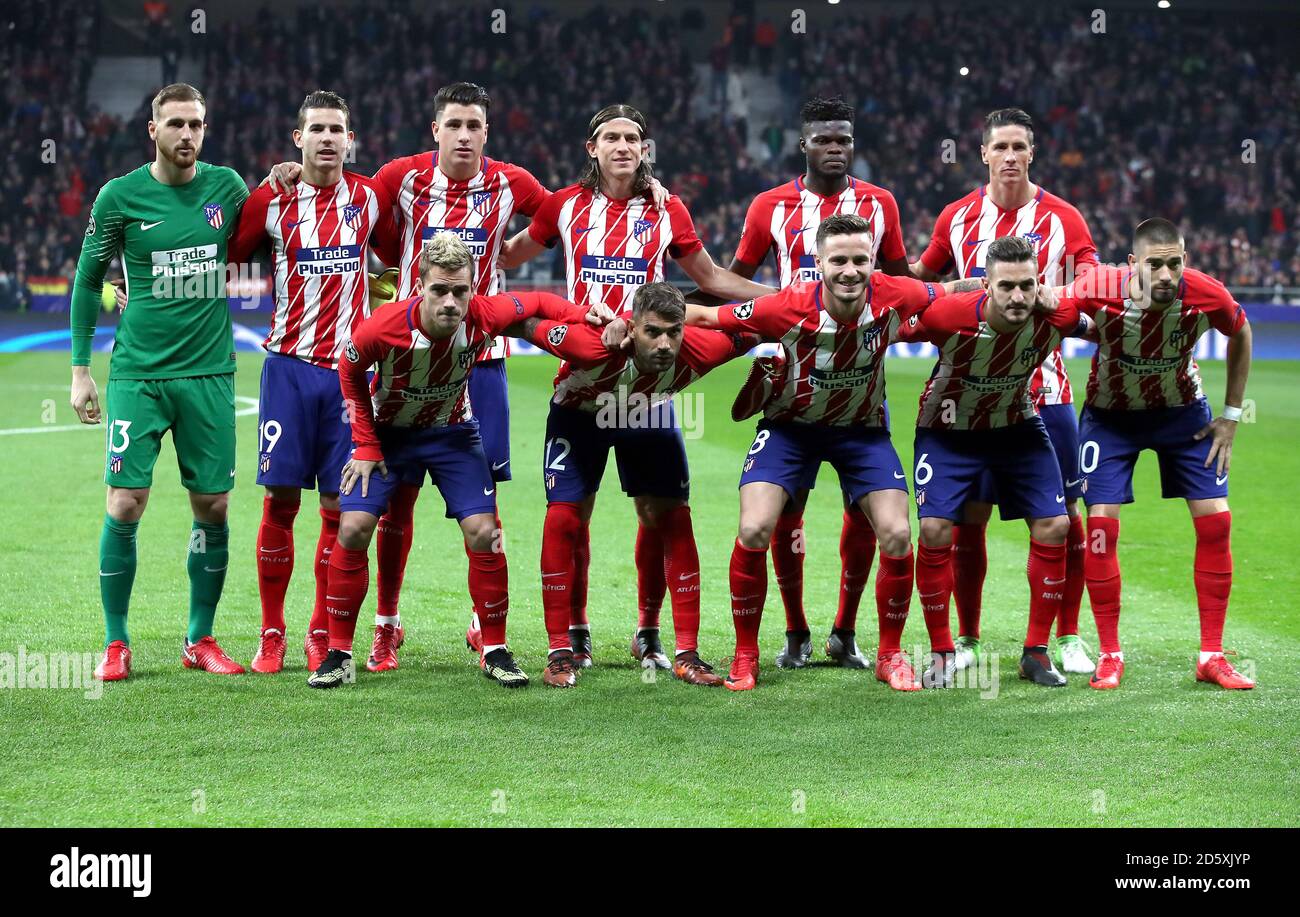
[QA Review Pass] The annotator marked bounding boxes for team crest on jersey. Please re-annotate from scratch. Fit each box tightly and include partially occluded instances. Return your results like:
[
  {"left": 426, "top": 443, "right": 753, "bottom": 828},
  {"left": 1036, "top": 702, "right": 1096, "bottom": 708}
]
[
  {"left": 733, "top": 300, "right": 755, "bottom": 320},
  {"left": 343, "top": 204, "right": 363, "bottom": 230},
  {"left": 203, "top": 203, "right": 224, "bottom": 230},
  {"left": 458, "top": 346, "right": 479, "bottom": 369},
  {"left": 259, "top": 453, "right": 271, "bottom": 474},
  {"left": 1018, "top": 345, "right": 1040, "bottom": 368},
  {"left": 548, "top": 325, "right": 569, "bottom": 346},
  {"left": 743, "top": 457, "right": 755, "bottom": 473},
  {"left": 546, "top": 473, "right": 557, "bottom": 491},
  {"left": 109, "top": 454, "right": 122, "bottom": 474},
  {"left": 1168, "top": 328, "right": 1189, "bottom": 347},
  {"left": 633, "top": 218, "right": 654, "bottom": 244},
  {"left": 471, "top": 192, "right": 493, "bottom": 217},
  {"left": 1022, "top": 232, "right": 1043, "bottom": 246},
  {"left": 916, "top": 489, "right": 926, "bottom": 506},
  {"left": 860, "top": 325, "right": 884, "bottom": 350}
]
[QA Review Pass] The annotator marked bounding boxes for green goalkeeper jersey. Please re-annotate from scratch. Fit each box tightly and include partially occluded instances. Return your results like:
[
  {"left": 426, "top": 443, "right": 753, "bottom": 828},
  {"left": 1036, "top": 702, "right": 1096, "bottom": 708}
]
[{"left": 70, "top": 161, "right": 250, "bottom": 380}]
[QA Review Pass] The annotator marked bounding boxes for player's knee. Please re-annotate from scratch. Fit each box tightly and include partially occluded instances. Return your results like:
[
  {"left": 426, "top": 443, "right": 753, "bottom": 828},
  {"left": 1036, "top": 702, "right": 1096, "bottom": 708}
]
[
  {"left": 190, "top": 492, "right": 228, "bottom": 524},
  {"left": 106, "top": 487, "right": 148, "bottom": 522},
  {"left": 738, "top": 516, "right": 775, "bottom": 549},
  {"left": 877, "top": 524, "right": 913, "bottom": 557},
  {"left": 1033, "top": 515, "right": 1069, "bottom": 544},
  {"left": 318, "top": 492, "right": 340, "bottom": 513},
  {"left": 461, "top": 514, "right": 499, "bottom": 553},
  {"left": 337, "top": 514, "right": 376, "bottom": 550},
  {"left": 918, "top": 517, "right": 951, "bottom": 548}
]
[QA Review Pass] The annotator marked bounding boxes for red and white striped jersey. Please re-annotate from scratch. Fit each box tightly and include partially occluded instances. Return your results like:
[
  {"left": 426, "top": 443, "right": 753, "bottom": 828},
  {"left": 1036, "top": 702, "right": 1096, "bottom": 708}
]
[
  {"left": 526, "top": 185, "right": 704, "bottom": 314},
  {"left": 527, "top": 320, "right": 756, "bottom": 413},
  {"left": 340, "top": 291, "right": 585, "bottom": 462},
  {"left": 1063, "top": 265, "right": 1247, "bottom": 411},
  {"left": 734, "top": 176, "right": 907, "bottom": 287},
  {"left": 919, "top": 185, "right": 1099, "bottom": 407},
  {"left": 900, "top": 291, "right": 1082, "bottom": 430},
  {"left": 373, "top": 152, "right": 550, "bottom": 359},
  {"left": 228, "top": 172, "right": 386, "bottom": 369},
  {"left": 713, "top": 277, "right": 943, "bottom": 427}
]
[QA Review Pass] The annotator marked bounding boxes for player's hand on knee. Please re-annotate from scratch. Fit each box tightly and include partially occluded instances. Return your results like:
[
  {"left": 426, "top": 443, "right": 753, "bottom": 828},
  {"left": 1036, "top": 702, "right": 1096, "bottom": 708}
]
[
  {"left": 342, "top": 458, "right": 387, "bottom": 497},
  {"left": 263, "top": 161, "right": 302, "bottom": 192},
  {"left": 70, "top": 368, "right": 100, "bottom": 424},
  {"left": 1194, "top": 417, "right": 1236, "bottom": 475}
]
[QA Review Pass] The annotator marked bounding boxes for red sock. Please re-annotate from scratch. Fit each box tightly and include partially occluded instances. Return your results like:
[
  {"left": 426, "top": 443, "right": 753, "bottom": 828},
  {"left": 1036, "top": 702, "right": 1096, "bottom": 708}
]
[
  {"left": 1085, "top": 517, "right": 1122, "bottom": 654},
  {"left": 770, "top": 513, "right": 807, "bottom": 632},
  {"left": 916, "top": 543, "right": 955, "bottom": 652},
  {"left": 1026, "top": 539, "right": 1067, "bottom": 647},
  {"left": 309, "top": 507, "right": 339, "bottom": 633},
  {"left": 375, "top": 482, "right": 419, "bottom": 619},
  {"left": 730, "top": 540, "right": 767, "bottom": 656},
  {"left": 636, "top": 522, "right": 666, "bottom": 629},
  {"left": 875, "top": 549, "right": 913, "bottom": 654},
  {"left": 256, "top": 494, "right": 299, "bottom": 632},
  {"left": 325, "top": 544, "right": 369, "bottom": 652},
  {"left": 1192, "top": 511, "right": 1232, "bottom": 653},
  {"left": 1057, "top": 515, "right": 1086, "bottom": 637},
  {"left": 541, "top": 503, "right": 582, "bottom": 651},
  {"left": 835, "top": 508, "right": 876, "bottom": 632},
  {"left": 660, "top": 505, "right": 701, "bottom": 653},
  {"left": 951, "top": 523, "right": 986, "bottom": 639},
  {"left": 570, "top": 518, "right": 590, "bottom": 628},
  {"left": 468, "top": 546, "right": 509, "bottom": 647}
]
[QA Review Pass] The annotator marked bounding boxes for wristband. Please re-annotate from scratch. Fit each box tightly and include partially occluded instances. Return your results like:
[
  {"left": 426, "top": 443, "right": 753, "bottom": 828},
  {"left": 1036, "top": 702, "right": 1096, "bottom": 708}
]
[{"left": 1221, "top": 404, "right": 1243, "bottom": 422}]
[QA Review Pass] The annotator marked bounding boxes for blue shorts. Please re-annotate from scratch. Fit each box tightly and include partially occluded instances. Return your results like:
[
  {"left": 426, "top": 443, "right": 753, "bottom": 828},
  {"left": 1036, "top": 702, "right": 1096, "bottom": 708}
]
[
  {"left": 256, "top": 352, "right": 352, "bottom": 493},
  {"left": 1078, "top": 399, "right": 1228, "bottom": 505},
  {"left": 914, "top": 418, "right": 1067, "bottom": 522},
  {"left": 740, "top": 419, "right": 906, "bottom": 505},
  {"left": 339, "top": 422, "right": 498, "bottom": 521},
  {"left": 542, "top": 401, "right": 690, "bottom": 503},
  {"left": 970, "top": 402, "right": 1081, "bottom": 507},
  {"left": 795, "top": 401, "right": 893, "bottom": 493},
  {"left": 469, "top": 358, "right": 511, "bottom": 482}
]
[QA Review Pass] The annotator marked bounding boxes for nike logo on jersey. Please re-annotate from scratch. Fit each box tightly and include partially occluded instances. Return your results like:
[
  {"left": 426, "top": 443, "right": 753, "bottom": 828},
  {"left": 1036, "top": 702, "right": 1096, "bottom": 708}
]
[
  {"left": 483, "top": 487, "right": 495, "bottom": 496},
  {"left": 889, "top": 597, "right": 909, "bottom": 606},
  {"left": 574, "top": 226, "right": 593, "bottom": 235},
  {"left": 204, "top": 565, "right": 228, "bottom": 573},
  {"left": 491, "top": 461, "right": 509, "bottom": 471},
  {"left": 140, "top": 220, "right": 164, "bottom": 231},
  {"left": 99, "top": 570, "right": 124, "bottom": 577},
  {"left": 541, "top": 572, "right": 566, "bottom": 578},
  {"left": 484, "top": 599, "right": 507, "bottom": 609},
  {"left": 260, "top": 546, "right": 289, "bottom": 553},
  {"left": 1065, "top": 479, "right": 1081, "bottom": 488},
  {"left": 1216, "top": 474, "right": 1228, "bottom": 485},
  {"left": 1043, "top": 577, "right": 1067, "bottom": 586},
  {"left": 790, "top": 227, "right": 811, "bottom": 236},
  {"left": 1055, "top": 494, "right": 1065, "bottom": 503},
  {"left": 893, "top": 471, "right": 906, "bottom": 480},
  {"left": 287, "top": 219, "right": 307, "bottom": 229},
  {"left": 679, "top": 572, "right": 699, "bottom": 581},
  {"left": 965, "top": 238, "right": 986, "bottom": 247}
]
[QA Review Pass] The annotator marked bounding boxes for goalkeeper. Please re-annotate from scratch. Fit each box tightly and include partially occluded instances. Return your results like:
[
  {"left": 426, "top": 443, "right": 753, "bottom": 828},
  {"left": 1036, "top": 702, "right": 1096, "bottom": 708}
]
[{"left": 71, "top": 84, "right": 249, "bottom": 681}]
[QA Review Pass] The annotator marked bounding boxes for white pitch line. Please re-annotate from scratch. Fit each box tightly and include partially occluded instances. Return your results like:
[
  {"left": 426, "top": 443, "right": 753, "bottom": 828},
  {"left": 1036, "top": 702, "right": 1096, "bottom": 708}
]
[{"left": 0, "top": 396, "right": 260, "bottom": 435}]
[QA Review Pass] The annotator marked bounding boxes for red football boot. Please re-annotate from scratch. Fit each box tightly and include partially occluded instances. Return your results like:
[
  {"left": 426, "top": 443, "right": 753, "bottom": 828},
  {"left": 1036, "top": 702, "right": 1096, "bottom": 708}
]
[
  {"left": 94, "top": 640, "right": 132, "bottom": 681},
  {"left": 1195, "top": 653, "right": 1255, "bottom": 690},
  {"left": 725, "top": 653, "right": 759, "bottom": 692},
  {"left": 303, "top": 629, "right": 329, "bottom": 672},
  {"left": 367, "top": 623, "right": 405, "bottom": 672},
  {"left": 875, "top": 650, "right": 921, "bottom": 692},
  {"left": 465, "top": 613, "right": 482, "bottom": 653},
  {"left": 182, "top": 636, "right": 246, "bottom": 674},
  {"left": 1089, "top": 652, "right": 1125, "bottom": 690},
  {"left": 731, "top": 353, "right": 786, "bottom": 422},
  {"left": 250, "top": 628, "right": 286, "bottom": 674}
]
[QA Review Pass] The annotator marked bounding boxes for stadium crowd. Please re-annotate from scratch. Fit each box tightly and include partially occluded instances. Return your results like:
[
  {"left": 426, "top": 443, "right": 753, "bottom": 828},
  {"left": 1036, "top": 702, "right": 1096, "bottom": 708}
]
[{"left": 2, "top": 0, "right": 1297, "bottom": 308}]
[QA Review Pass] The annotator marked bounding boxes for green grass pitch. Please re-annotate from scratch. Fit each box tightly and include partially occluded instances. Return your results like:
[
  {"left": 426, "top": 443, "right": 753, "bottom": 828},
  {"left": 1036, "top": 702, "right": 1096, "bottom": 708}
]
[{"left": 0, "top": 351, "right": 1296, "bottom": 826}]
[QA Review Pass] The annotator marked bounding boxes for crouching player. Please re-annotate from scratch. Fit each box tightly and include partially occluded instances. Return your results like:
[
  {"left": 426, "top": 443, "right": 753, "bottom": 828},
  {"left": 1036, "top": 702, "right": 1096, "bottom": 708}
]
[
  {"left": 513, "top": 282, "right": 759, "bottom": 687},
  {"left": 309, "top": 232, "right": 603, "bottom": 688},
  {"left": 1066, "top": 218, "right": 1254, "bottom": 690},
  {"left": 687, "top": 213, "right": 950, "bottom": 692},
  {"left": 901, "top": 236, "right": 1082, "bottom": 688}
]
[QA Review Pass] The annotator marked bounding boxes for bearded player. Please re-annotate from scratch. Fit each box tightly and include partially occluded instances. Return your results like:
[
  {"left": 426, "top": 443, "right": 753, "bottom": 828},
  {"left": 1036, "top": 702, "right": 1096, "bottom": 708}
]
[
  {"left": 71, "top": 84, "right": 250, "bottom": 680},
  {"left": 1062, "top": 218, "right": 1254, "bottom": 690},
  {"left": 723, "top": 96, "right": 914, "bottom": 671},
  {"left": 911, "top": 108, "right": 1100, "bottom": 676},
  {"left": 228, "top": 91, "right": 396, "bottom": 673},
  {"left": 509, "top": 282, "right": 758, "bottom": 687},
  {"left": 686, "top": 213, "right": 955, "bottom": 692},
  {"left": 901, "top": 236, "right": 1084, "bottom": 688},
  {"left": 309, "top": 232, "right": 608, "bottom": 688},
  {"left": 498, "top": 103, "right": 773, "bottom": 668}
]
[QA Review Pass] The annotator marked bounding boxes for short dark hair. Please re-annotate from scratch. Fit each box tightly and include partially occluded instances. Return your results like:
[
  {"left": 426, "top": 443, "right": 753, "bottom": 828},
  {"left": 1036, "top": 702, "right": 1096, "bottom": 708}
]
[
  {"left": 151, "top": 83, "right": 205, "bottom": 121},
  {"left": 631, "top": 282, "right": 685, "bottom": 323},
  {"left": 434, "top": 82, "right": 491, "bottom": 122},
  {"left": 297, "top": 90, "right": 350, "bottom": 132},
  {"left": 1133, "top": 217, "right": 1184, "bottom": 251},
  {"left": 800, "top": 96, "right": 855, "bottom": 127},
  {"left": 815, "top": 213, "right": 874, "bottom": 252},
  {"left": 982, "top": 108, "right": 1034, "bottom": 146},
  {"left": 984, "top": 235, "right": 1037, "bottom": 275}
]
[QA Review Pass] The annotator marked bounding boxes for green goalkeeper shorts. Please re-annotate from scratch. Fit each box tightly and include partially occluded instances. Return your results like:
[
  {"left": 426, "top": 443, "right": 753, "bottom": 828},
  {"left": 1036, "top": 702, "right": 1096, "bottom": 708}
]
[{"left": 104, "top": 374, "right": 237, "bottom": 493}]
